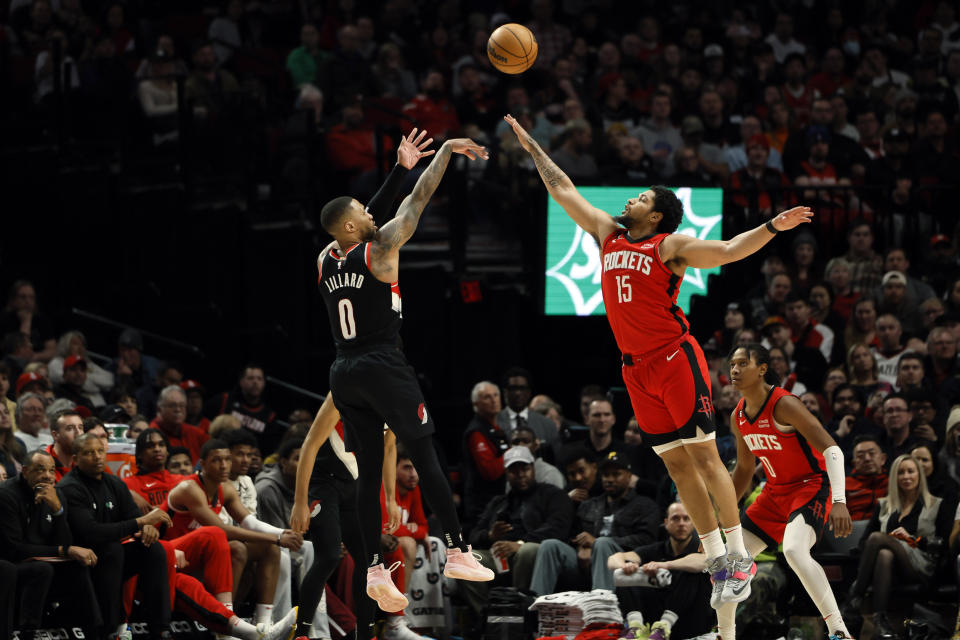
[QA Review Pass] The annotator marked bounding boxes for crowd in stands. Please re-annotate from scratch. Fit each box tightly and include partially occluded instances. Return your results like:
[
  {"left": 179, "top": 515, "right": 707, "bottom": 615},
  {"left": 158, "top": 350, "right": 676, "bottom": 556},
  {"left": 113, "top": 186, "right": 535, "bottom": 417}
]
[{"left": 4, "top": 0, "right": 960, "bottom": 639}]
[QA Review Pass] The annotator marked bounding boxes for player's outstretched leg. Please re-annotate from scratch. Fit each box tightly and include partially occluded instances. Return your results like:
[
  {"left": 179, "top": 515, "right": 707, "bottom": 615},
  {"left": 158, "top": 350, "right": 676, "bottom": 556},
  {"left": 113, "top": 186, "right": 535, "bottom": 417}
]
[
  {"left": 682, "top": 440, "right": 756, "bottom": 603},
  {"left": 402, "top": 434, "right": 493, "bottom": 581},
  {"left": 657, "top": 443, "right": 755, "bottom": 606}
]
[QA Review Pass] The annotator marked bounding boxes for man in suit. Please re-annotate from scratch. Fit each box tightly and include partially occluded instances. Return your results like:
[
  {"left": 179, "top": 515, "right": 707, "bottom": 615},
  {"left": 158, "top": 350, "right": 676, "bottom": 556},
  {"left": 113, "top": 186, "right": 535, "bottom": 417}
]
[{"left": 498, "top": 367, "right": 559, "bottom": 448}]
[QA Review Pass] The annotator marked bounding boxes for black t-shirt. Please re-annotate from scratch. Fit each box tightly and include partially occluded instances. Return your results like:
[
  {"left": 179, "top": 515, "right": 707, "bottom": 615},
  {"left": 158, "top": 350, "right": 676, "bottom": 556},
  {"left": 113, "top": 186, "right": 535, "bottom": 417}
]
[
  {"left": 318, "top": 242, "right": 402, "bottom": 354},
  {"left": 0, "top": 309, "right": 55, "bottom": 352}
]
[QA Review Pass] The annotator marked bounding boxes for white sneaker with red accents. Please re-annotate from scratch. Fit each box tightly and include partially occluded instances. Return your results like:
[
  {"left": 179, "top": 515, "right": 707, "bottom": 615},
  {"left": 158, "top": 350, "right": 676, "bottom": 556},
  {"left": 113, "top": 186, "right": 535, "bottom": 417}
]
[{"left": 443, "top": 546, "right": 494, "bottom": 581}]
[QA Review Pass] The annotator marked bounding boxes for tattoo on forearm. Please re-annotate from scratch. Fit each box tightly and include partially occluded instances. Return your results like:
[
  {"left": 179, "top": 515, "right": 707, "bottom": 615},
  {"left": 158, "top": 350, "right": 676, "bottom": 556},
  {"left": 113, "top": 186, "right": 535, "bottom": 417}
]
[
  {"left": 529, "top": 141, "right": 566, "bottom": 189},
  {"left": 377, "top": 145, "right": 453, "bottom": 252}
]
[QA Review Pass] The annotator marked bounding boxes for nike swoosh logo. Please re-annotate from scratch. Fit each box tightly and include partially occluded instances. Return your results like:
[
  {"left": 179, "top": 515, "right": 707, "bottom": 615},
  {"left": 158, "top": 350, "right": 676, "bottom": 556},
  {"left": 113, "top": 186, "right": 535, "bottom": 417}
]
[
  {"left": 731, "top": 582, "right": 750, "bottom": 596},
  {"left": 666, "top": 349, "right": 680, "bottom": 361},
  {"left": 145, "top": 482, "right": 158, "bottom": 488}
]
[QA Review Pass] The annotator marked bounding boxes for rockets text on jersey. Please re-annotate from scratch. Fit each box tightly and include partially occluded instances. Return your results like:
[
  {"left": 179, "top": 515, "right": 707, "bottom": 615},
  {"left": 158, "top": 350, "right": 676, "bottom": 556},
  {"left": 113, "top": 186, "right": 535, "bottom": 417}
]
[
  {"left": 735, "top": 386, "right": 826, "bottom": 486},
  {"left": 600, "top": 230, "right": 689, "bottom": 356}
]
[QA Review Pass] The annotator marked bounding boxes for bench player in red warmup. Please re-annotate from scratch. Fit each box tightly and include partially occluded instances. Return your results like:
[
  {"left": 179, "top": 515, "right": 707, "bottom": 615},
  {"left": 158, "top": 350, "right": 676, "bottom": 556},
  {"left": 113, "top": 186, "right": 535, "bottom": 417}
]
[
  {"left": 504, "top": 113, "right": 812, "bottom": 606},
  {"left": 725, "top": 344, "right": 855, "bottom": 640}
]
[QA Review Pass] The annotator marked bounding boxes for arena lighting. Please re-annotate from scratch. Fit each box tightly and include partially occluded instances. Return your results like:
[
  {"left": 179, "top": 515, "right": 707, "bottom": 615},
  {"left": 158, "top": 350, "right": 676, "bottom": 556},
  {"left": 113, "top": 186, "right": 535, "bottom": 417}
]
[{"left": 544, "top": 187, "right": 723, "bottom": 316}]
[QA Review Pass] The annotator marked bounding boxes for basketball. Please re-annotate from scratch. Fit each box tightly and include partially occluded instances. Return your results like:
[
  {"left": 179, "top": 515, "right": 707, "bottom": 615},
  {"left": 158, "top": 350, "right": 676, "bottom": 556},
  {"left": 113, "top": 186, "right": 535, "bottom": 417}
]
[{"left": 487, "top": 23, "right": 538, "bottom": 74}]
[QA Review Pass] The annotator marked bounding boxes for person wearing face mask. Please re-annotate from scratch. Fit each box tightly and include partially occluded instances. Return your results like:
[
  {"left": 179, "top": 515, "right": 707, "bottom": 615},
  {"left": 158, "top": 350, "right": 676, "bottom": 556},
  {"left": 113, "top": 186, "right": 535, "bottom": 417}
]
[{"left": 842, "top": 453, "right": 953, "bottom": 639}]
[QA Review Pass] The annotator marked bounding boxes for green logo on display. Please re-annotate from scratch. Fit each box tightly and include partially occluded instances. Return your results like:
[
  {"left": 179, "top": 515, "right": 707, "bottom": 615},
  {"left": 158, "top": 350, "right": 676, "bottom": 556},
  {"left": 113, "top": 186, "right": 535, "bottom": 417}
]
[{"left": 544, "top": 187, "right": 723, "bottom": 316}]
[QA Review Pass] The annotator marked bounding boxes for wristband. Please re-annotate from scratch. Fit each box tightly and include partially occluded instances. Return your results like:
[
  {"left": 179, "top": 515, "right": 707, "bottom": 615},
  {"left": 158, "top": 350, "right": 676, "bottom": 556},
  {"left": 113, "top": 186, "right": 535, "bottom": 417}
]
[
  {"left": 765, "top": 219, "right": 779, "bottom": 234},
  {"left": 276, "top": 533, "right": 282, "bottom": 546}
]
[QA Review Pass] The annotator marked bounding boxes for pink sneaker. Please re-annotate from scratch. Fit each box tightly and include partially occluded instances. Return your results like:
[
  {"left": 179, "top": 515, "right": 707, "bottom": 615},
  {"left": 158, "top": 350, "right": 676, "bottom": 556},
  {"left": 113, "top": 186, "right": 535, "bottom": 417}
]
[
  {"left": 366, "top": 562, "right": 409, "bottom": 612},
  {"left": 443, "top": 545, "right": 494, "bottom": 581}
]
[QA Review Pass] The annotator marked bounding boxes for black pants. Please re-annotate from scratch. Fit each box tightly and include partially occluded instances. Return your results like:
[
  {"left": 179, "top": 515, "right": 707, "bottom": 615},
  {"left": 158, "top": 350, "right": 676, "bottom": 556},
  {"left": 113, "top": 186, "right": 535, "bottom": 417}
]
[
  {"left": 616, "top": 571, "right": 714, "bottom": 639},
  {"left": 92, "top": 540, "right": 170, "bottom": 633},
  {"left": 297, "top": 477, "right": 372, "bottom": 639},
  {"left": 331, "top": 349, "right": 464, "bottom": 553},
  {"left": 0, "top": 559, "right": 14, "bottom": 639}
]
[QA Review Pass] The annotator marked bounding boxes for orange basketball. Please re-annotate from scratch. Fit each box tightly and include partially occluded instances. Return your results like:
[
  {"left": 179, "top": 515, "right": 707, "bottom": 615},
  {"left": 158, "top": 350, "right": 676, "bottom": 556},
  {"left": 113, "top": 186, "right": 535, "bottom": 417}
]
[{"left": 487, "top": 23, "right": 538, "bottom": 74}]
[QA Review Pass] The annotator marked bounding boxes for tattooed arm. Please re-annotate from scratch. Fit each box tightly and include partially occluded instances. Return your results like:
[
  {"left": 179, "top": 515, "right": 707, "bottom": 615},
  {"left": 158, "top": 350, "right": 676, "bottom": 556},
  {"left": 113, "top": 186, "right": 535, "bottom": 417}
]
[
  {"left": 504, "top": 114, "right": 617, "bottom": 245},
  {"left": 368, "top": 137, "right": 488, "bottom": 281}
]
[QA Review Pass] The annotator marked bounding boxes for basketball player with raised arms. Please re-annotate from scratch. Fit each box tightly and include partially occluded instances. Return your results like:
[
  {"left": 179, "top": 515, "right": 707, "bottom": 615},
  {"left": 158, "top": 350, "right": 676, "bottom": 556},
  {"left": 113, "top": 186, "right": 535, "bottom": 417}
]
[
  {"left": 503, "top": 113, "right": 812, "bottom": 606},
  {"left": 721, "top": 344, "right": 854, "bottom": 640},
  {"left": 316, "top": 135, "right": 494, "bottom": 620}
]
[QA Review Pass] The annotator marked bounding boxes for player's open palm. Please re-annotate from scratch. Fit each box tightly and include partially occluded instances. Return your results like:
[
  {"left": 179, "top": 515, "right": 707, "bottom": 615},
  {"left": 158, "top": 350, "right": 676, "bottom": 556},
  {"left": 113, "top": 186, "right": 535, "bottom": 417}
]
[
  {"left": 770, "top": 206, "right": 814, "bottom": 231},
  {"left": 446, "top": 138, "right": 489, "bottom": 161},
  {"left": 397, "top": 127, "right": 435, "bottom": 169},
  {"left": 829, "top": 503, "right": 853, "bottom": 538},
  {"left": 503, "top": 114, "right": 534, "bottom": 152}
]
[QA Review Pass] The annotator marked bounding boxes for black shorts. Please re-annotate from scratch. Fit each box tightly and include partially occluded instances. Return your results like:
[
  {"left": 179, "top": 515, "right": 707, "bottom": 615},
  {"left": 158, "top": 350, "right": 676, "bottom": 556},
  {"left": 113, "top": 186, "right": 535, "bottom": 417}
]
[
  {"left": 329, "top": 348, "right": 436, "bottom": 452},
  {"left": 307, "top": 474, "right": 357, "bottom": 515}
]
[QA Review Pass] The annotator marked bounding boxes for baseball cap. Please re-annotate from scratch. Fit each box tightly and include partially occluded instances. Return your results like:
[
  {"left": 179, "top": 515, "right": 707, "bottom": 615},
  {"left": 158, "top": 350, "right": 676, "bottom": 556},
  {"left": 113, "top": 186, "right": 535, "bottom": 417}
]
[
  {"left": 681, "top": 115, "right": 705, "bottom": 134},
  {"left": 726, "top": 302, "right": 743, "bottom": 313},
  {"left": 118, "top": 328, "right": 144, "bottom": 351},
  {"left": 805, "top": 125, "right": 831, "bottom": 145},
  {"left": 503, "top": 446, "right": 535, "bottom": 468},
  {"left": 762, "top": 316, "right": 788, "bottom": 332},
  {"left": 99, "top": 404, "right": 131, "bottom": 423},
  {"left": 16, "top": 371, "right": 48, "bottom": 395},
  {"left": 704, "top": 44, "right": 724, "bottom": 58},
  {"left": 180, "top": 379, "right": 205, "bottom": 394},
  {"left": 881, "top": 271, "right": 907, "bottom": 287},
  {"left": 931, "top": 234, "right": 951, "bottom": 248},
  {"left": 64, "top": 355, "right": 87, "bottom": 370},
  {"left": 600, "top": 450, "right": 632, "bottom": 472}
]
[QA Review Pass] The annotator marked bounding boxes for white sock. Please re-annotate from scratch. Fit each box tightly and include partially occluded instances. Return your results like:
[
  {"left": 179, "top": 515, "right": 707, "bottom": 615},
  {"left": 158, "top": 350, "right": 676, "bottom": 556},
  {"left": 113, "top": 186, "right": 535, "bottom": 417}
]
[
  {"left": 699, "top": 528, "right": 725, "bottom": 561},
  {"left": 224, "top": 601, "right": 234, "bottom": 612},
  {"left": 388, "top": 615, "right": 404, "bottom": 627},
  {"left": 231, "top": 615, "right": 260, "bottom": 640},
  {"left": 717, "top": 601, "right": 736, "bottom": 639},
  {"left": 255, "top": 603, "right": 274, "bottom": 625},
  {"left": 659, "top": 609, "right": 678, "bottom": 628},
  {"left": 723, "top": 524, "right": 747, "bottom": 557}
]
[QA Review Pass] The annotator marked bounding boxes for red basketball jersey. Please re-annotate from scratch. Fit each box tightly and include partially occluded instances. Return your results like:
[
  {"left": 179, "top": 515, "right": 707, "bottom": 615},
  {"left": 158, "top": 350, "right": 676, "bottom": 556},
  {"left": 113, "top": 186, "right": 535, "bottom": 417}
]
[
  {"left": 734, "top": 387, "right": 826, "bottom": 486},
  {"left": 166, "top": 473, "right": 225, "bottom": 540},
  {"left": 600, "top": 230, "right": 690, "bottom": 356},
  {"left": 125, "top": 469, "right": 187, "bottom": 508}
]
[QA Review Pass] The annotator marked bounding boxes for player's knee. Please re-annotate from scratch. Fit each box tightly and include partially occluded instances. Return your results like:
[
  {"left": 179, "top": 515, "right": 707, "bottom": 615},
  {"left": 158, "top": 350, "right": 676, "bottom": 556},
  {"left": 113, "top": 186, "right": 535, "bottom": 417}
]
[
  {"left": 782, "top": 538, "right": 808, "bottom": 567},
  {"left": 230, "top": 540, "right": 248, "bottom": 566}
]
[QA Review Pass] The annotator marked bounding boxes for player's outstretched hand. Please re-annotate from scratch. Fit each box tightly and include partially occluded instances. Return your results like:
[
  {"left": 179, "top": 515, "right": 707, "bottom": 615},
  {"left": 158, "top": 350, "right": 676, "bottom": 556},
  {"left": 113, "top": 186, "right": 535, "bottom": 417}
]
[
  {"left": 503, "top": 114, "right": 534, "bottom": 152},
  {"left": 446, "top": 138, "right": 489, "bottom": 161},
  {"left": 770, "top": 206, "right": 814, "bottom": 231},
  {"left": 397, "top": 127, "right": 435, "bottom": 169},
  {"left": 829, "top": 502, "right": 853, "bottom": 538}
]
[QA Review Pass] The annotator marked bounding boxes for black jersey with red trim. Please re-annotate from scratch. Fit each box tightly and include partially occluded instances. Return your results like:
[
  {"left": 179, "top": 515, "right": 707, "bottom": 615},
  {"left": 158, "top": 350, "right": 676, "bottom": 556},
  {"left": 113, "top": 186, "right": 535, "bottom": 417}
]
[
  {"left": 600, "top": 230, "right": 689, "bottom": 356},
  {"left": 319, "top": 242, "right": 402, "bottom": 353},
  {"left": 734, "top": 386, "right": 827, "bottom": 487}
]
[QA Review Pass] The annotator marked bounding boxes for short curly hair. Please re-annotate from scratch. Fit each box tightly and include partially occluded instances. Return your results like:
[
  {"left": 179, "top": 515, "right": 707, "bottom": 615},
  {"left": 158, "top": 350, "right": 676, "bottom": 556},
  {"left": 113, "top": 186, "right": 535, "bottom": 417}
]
[{"left": 651, "top": 186, "right": 683, "bottom": 233}]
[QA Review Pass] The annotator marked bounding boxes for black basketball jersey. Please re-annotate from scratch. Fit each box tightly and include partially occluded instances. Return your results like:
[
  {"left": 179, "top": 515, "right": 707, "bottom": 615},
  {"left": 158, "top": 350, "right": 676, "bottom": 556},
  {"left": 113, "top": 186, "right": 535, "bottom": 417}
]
[{"left": 319, "top": 242, "right": 402, "bottom": 353}]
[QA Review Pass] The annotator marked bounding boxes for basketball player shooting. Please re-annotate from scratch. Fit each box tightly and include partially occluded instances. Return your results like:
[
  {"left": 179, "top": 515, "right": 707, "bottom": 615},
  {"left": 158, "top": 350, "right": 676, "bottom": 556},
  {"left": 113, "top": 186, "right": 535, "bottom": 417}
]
[
  {"left": 722, "top": 344, "right": 854, "bottom": 640},
  {"left": 504, "top": 113, "right": 813, "bottom": 606},
  {"left": 317, "top": 135, "right": 494, "bottom": 616}
]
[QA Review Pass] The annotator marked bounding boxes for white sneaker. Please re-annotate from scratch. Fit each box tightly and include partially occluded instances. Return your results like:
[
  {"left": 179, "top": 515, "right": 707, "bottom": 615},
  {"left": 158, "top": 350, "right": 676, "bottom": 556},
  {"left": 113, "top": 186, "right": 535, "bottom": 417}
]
[
  {"left": 707, "top": 555, "right": 728, "bottom": 610},
  {"left": 383, "top": 617, "right": 436, "bottom": 640},
  {"left": 256, "top": 605, "right": 298, "bottom": 640}
]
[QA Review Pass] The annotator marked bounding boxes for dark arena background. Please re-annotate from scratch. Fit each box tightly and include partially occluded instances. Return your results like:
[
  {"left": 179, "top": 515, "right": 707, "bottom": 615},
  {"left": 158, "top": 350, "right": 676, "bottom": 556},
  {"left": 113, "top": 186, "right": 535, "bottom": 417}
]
[{"left": 2, "top": 0, "right": 960, "bottom": 638}]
